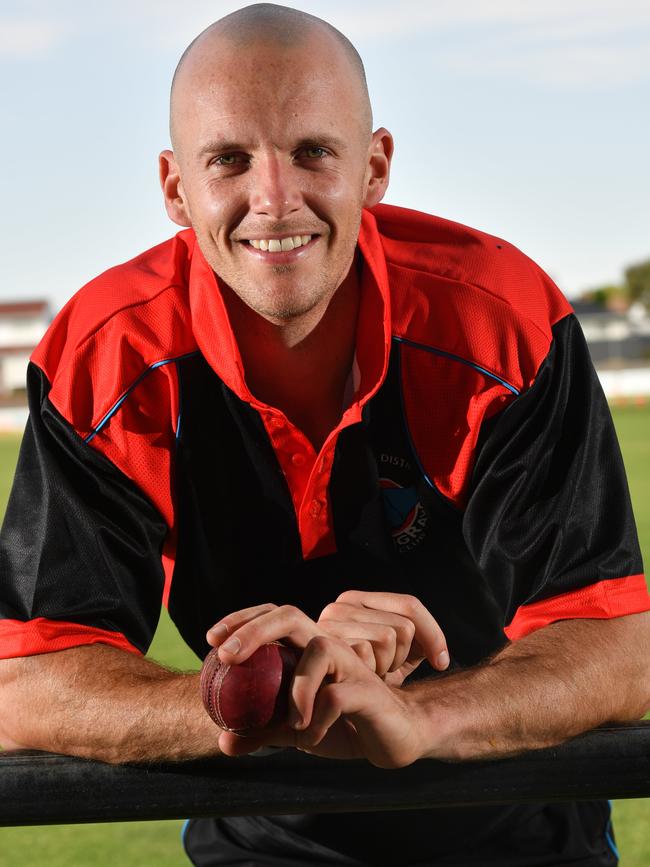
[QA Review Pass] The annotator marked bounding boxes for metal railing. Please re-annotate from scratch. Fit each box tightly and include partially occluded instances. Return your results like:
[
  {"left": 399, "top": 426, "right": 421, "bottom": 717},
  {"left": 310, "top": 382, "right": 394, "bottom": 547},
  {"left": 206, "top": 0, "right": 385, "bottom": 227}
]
[{"left": 1, "top": 722, "right": 648, "bottom": 826}]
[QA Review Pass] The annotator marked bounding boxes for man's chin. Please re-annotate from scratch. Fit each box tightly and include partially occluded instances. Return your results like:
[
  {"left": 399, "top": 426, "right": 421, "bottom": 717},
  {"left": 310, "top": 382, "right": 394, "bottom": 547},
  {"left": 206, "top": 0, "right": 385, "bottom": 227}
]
[
  {"left": 238, "top": 279, "right": 324, "bottom": 316},
  {"left": 219, "top": 269, "right": 336, "bottom": 326},
  {"left": 249, "top": 297, "right": 322, "bottom": 324},
  {"left": 268, "top": 263, "right": 297, "bottom": 276}
]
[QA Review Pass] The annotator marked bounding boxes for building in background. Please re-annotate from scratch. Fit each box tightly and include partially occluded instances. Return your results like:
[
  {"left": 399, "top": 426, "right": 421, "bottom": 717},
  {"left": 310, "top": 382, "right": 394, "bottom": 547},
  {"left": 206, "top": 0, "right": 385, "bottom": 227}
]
[
  {"left": 573, "top": 300, "right": 650, "bottom": 367},
  {"left": 0, "top": 300, "right": 50, "bottom": 431},
  {"left": 572, "top": 299, "right": 650, "bottom": 402}
]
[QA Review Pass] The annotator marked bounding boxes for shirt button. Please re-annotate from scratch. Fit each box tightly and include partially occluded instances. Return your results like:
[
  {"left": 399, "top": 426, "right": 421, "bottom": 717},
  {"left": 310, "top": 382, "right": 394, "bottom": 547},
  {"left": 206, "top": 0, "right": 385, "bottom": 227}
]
[
  {"left": 291, "top": 453, "right": 306, "bottom": 467},
  {"left": 309, "top": 499, "right": 323, "bottom": 517}
]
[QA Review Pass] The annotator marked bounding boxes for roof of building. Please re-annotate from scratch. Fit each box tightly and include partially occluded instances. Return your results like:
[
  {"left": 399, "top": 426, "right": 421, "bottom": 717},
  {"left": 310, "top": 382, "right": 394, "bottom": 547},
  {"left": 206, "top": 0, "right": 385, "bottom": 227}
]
[{"left": 0, "top": 300, "right": 49, "bottom": 317}]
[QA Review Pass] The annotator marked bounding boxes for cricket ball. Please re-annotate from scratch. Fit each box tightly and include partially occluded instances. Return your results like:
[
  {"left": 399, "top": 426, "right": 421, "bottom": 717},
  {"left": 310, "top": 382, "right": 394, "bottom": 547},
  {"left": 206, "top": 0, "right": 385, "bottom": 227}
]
[{"left": 200, "top": 641, "right": 301, "bottom": 733}]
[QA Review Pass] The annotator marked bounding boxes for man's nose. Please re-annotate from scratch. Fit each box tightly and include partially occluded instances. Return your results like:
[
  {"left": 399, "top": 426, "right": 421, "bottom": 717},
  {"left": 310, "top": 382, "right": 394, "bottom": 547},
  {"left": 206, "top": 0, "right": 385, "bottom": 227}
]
[{"left": 250, "top": 156, "right": 302, "bottom": 219}]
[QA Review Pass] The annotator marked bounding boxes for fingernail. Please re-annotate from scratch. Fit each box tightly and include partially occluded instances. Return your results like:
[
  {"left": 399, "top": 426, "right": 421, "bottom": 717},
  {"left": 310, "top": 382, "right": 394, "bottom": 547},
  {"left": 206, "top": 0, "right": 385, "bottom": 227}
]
[
  {"left": 436, "top": 650, "right": 450, "bottom": 670},
  {"left": 207, "top": 623, "right": 228, "bottom": 642},
  {"left": 221, "top": 636, "right": 241, "bottom": 655},
  {"left": 289, "top": 709, "right": 303, "bottom": 729}
]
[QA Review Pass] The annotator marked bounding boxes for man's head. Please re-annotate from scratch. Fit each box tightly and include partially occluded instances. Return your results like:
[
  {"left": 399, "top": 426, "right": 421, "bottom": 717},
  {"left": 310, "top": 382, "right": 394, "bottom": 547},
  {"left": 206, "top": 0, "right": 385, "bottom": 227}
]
[{"left": 160, "top": 4, "right": 392, "bottom": 324}]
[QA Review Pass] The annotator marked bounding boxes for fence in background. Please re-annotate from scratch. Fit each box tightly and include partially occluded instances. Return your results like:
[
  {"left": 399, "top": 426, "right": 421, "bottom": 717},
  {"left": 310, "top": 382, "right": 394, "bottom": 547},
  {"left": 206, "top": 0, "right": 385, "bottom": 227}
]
[
  {"left": 598, "top": 367, "right": 650, "bottom": 401},
  {"left": 0, "top": 404, "right": 28, "bottom": 433}
]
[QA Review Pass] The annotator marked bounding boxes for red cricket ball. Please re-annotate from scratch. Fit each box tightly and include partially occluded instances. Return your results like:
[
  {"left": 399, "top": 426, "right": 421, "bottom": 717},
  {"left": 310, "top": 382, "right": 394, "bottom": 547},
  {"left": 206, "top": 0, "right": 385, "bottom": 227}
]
[{"left": 200, "top": 641, "right": 301, "bottom": 734}]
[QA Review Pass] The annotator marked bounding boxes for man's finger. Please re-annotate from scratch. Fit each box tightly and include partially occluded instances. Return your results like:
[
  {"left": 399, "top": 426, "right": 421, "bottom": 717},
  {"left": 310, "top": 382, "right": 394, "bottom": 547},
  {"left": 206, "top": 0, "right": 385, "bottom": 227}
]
[
  {"left": 318, "top": 618, "right": 397, "bottom": 675},
  {"left": 212, "top": 604, "right": 321, "bottom": 663},
  {"left": 217, "top": 728, "right": 295, "bottom": 756},
  {"left": 319, "top": 604, "right": 409, "bottom": 672},
  {"left": 333, "top": 591, "right": 450, "bottom": 671},
  {"left": 289, "top": 634, "right": 381, "bottom": 733},
  {"left": 206, "top": 603, "right": 278, "bottom": 646},
  {"left": 349, "top": 639, "right": 378, "bottom": 673}
]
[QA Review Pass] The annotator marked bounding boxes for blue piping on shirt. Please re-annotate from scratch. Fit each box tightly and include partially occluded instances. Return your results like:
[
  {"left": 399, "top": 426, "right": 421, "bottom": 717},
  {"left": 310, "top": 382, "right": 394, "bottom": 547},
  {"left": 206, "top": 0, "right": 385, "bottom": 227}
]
[
  {"left": 393, "top": 335, "right": 521, "bottom": 396},
  {"left": 394, "top": 339, "right": 458, "bottom": 511},
  {"left": 84, "top": 351, "right": 200, "bottom": 443},
  {"left": 180, "top": 818, "right": 192, "bottom": 857},
  {"left": 175, "top": 359, "right": 184, "bottom": 442},
  {"left": 606, "top": 801, "right": 620, "bottom": 860}
]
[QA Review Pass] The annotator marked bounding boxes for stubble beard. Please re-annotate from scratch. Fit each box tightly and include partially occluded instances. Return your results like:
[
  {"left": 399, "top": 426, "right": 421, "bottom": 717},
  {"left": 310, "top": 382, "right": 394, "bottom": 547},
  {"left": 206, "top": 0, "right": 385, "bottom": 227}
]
[{"left": 230, "top": 264, "right": 339, "bottom": 323}]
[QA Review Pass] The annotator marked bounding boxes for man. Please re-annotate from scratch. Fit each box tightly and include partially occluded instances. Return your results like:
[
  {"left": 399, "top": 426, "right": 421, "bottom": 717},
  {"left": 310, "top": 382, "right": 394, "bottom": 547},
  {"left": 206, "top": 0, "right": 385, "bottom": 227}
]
[{"left": 0, "top": 4, "right": 648, "bottom": 865}]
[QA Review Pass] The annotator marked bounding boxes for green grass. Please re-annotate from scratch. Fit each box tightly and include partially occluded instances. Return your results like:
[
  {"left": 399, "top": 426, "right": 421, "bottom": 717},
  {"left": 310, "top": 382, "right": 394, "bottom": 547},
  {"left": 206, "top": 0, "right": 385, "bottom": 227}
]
[
  {"left": 0, "top": 404, "right": 649, "bottom": 864},
  {"left": 608, "top": 406, "right": 650, "bottom": 866},
  {"left": 610, "top": 405, "right": 650, "bottom": 572}
]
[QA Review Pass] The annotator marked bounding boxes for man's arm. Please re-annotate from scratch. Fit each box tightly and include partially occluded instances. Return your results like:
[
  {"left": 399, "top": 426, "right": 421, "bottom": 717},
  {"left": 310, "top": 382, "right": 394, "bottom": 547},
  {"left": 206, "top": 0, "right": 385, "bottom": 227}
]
[
  {"left": 0, "top": 645, "right": 223, "bottom": 764},
  {"left": 411, "top": 611, "right": 650, "bottom": 761},
  {"left": 0, "top": 593, "right": 447, "bottom": 765},
  {"left": 213, "top": 608, "right": 649, "bottom": 768},
  {"left": 0, "top": 362, "right": 198, "bottom": 764}
]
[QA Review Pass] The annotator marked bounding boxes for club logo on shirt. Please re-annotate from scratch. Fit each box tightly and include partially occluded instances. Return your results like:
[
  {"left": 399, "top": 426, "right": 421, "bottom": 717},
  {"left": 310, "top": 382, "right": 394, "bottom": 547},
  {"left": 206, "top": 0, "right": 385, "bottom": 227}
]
[{"left": 379, "top": 477, "right": 428, "bottom": 552}]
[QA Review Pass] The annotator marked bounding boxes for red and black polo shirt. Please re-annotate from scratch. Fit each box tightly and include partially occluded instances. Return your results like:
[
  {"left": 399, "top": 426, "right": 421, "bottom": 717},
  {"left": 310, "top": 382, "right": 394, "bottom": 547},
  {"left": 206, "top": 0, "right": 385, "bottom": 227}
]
[
  {"left": 0, "top": 203, "right": 645, "bottom": 865},
  {"left": 0, "top": 203, "right": 645, "bottom": 664}
]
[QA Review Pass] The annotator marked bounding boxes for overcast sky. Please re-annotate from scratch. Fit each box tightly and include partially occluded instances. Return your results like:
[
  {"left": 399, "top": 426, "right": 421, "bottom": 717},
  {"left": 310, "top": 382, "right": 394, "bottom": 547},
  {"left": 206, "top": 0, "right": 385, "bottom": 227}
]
[{"left": 1, "top": 0, "right": 649, "bottom": 310}]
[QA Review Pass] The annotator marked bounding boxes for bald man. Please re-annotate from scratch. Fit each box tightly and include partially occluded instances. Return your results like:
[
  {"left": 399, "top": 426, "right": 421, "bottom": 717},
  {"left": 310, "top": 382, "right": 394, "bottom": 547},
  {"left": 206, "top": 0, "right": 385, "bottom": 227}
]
[{"left": 0, "top": 5, "right": 648, "bottom": 867}]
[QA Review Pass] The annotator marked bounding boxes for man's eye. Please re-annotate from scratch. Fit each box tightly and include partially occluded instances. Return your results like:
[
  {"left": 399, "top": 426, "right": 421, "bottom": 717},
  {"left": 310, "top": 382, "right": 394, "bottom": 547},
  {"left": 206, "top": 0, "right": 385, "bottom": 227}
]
[
  {"left": 213, "top": 154, "right": 245, "bottom": 166},
  {"left": 301, "top": 147, "right": 328, "bottom": 159}
]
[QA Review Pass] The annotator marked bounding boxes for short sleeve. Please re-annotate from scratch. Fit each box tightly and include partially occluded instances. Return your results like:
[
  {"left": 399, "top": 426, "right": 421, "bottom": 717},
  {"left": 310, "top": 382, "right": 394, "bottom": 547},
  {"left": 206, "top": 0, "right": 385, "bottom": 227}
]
[
  {"left": 463, "top": 313, "right": 648, "bottom": 640},
  {"left": 0, "top": 363, "right": 168, "bottom": 659}
]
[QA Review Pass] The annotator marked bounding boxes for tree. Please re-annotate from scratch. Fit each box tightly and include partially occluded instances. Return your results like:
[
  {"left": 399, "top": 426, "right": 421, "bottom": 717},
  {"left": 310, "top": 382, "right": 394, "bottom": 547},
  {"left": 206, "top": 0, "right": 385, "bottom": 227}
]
[
  {"left": 580, "top": 284, "right": 627, "bottom": 309},
  {"left": 624, "top": 258, "right": 650, "bottom": 305}
]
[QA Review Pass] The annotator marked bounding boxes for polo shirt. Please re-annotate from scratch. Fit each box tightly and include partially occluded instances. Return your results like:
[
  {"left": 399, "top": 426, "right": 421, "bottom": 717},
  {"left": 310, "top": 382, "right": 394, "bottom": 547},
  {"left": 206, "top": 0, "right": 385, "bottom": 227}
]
[{"left": 0, "top": 203, "right": 647, "bottom": 865}]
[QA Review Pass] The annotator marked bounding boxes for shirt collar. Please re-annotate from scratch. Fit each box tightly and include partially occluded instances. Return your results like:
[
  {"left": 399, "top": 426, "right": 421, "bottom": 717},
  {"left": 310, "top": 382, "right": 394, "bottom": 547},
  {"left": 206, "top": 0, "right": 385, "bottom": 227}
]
[{"left": 188, "top": 208, "right": 391, "bottom": 415}]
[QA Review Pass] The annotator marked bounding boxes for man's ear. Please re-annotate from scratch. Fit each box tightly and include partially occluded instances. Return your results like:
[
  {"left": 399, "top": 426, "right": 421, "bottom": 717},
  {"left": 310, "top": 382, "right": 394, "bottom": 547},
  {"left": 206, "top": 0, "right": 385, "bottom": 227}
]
[
  {"left": 159, "top": 150, "right": 192, "bottom": 227},
  {"left": 363, "top": 128, "right": 394, "bottom": 209}
]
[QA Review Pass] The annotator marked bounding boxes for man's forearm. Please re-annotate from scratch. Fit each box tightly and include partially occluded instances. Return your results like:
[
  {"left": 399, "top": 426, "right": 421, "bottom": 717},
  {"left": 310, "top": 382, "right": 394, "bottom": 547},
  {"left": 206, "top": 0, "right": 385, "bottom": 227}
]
[
  {"left": 0, "top": 644, "right": 223, "bottom": 764},
  {"left": 408, "top": 612, "right": 650, "bottom": 761}
]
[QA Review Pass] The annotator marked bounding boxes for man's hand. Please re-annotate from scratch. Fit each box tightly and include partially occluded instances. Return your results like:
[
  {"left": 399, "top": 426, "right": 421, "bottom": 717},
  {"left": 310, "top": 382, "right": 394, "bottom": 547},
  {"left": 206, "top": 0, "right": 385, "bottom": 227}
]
[
  {"left": 206, "top": 592, "right": 449, "bottom": 686},
  {"left": 216, "top": 611, "right": 650, "bottom": 767},
  {"left": 204, "top": 593, "right": 449, "bottom": 768},
  {"left": 318, "top": 590, "right": 449, "bottom": 686},
  {"left": 216, "top": 634, "right": 428, "bottom": 768}
]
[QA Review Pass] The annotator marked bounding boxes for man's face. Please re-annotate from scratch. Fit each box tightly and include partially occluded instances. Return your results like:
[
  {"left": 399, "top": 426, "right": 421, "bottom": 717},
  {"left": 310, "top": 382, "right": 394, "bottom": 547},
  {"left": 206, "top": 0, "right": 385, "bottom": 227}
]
[{"left": 163, "top": 35, "right": 390, "bottom": 323}]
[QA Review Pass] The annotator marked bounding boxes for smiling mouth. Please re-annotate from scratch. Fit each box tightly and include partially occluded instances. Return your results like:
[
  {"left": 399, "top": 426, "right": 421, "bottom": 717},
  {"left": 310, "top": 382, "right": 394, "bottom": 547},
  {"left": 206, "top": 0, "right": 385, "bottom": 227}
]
[{"left": 246, "top": 234, "right": 313, "bottom": 252}]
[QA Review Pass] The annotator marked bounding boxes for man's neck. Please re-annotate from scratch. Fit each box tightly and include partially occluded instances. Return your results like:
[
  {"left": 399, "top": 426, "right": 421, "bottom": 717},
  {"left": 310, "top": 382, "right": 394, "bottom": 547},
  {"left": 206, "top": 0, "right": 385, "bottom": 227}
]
[{"left": 222, "top": 266, "right": 361, "bottom": 451}]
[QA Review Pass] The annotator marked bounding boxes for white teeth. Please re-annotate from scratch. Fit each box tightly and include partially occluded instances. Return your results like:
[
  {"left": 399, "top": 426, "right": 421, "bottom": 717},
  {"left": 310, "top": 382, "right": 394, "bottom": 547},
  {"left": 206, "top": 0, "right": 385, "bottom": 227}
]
[{"left": 247, "top": 234, "right": 313, "bottom": 252}]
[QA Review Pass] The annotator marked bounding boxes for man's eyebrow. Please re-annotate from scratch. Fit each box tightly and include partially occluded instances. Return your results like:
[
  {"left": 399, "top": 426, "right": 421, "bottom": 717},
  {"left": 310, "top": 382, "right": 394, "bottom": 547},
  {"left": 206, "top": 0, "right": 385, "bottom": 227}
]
[
  {"left": 294, "top": 135, "right": 347, "bottom": 152},
  {"left": 196, "top": 134, "right": 348, "bottom": 158},
  {"left": 197, "top": 140, "right": 243, "bottom": 157}
]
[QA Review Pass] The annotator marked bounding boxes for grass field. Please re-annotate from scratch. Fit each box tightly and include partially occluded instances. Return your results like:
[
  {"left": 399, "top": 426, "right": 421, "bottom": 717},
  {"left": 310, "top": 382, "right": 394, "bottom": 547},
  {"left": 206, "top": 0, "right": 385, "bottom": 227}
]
[{"left": 0, "top": 405, "right": 648, "bottom": 865}]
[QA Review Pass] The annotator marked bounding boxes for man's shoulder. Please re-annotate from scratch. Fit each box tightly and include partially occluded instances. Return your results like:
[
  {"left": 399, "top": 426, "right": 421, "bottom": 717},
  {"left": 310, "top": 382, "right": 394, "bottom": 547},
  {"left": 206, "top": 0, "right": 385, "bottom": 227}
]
[
  {"left": 30, "top": 229, "right": 200, "bottom": 439},
  {"left": 372, "top": 203, "right": 571, "bottom": 324},
  {"left": 32, "top": 229, "right": 198, "bottom": 385},
  {"left": 370, "top": 203, "right": 573, "bottom": 390}
]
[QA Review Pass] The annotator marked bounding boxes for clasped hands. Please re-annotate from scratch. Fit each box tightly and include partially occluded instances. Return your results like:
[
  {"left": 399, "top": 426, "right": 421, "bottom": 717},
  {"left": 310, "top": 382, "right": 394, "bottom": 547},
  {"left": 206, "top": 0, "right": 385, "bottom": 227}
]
[{"left": 205, "top": 592, "right": 449, "bottom": 768}]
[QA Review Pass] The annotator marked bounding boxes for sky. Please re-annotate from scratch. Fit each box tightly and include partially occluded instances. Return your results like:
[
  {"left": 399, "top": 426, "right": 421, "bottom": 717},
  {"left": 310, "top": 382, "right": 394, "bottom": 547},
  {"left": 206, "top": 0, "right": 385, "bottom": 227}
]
[{"left": 1, "top": 0, "right": 649, "bottom": 311}]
